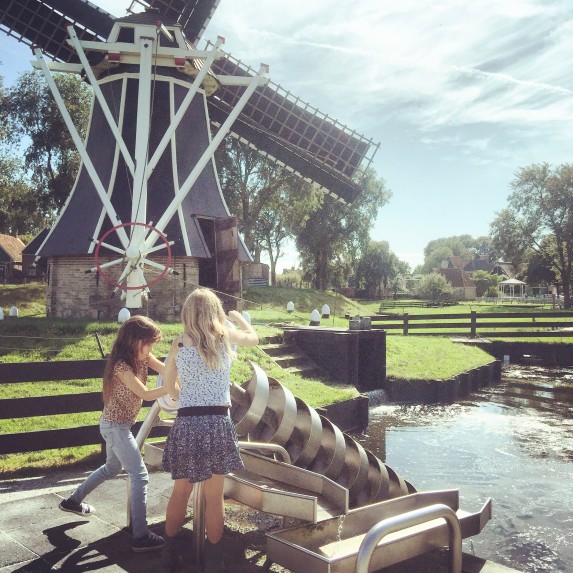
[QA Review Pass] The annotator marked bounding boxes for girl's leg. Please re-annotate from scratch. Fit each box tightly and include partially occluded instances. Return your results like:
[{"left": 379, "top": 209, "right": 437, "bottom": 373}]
[
  {"left": 164, "top": 478, "right": 194, "bottom": 537},
  {"left": 68, "top": 420, "right": 123, "bottom": 504},
  {"left": 203, "top": 474, "right": 225, "bottom": 544},
  {"left": 107, "top": 423, "right": 149, "bottom": 539}
]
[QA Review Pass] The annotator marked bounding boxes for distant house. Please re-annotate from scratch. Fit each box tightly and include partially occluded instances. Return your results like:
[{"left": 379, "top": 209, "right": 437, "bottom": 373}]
[
  {"left": 0, "top": 234, "right": 25, "bottom": 283},
  {"left": 440, "top": 256, "right": 467, "bottom": 270},
  {"left": 491, "top": 262, "right": 517, "bottom": 280},
  {"left": 463, "top": 255, "right": 492, "bottom": 274},
  {"left": 439, "top": 268, "right": 477, "bottom": 300},
  {"left": 22, "top": 229, "right": 49, "bottom": 281}
]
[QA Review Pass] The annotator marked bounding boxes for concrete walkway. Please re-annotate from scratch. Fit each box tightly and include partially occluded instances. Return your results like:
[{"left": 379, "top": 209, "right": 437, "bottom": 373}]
[{"left": 0, "top": 469, "right": 522, "bottom": 573}]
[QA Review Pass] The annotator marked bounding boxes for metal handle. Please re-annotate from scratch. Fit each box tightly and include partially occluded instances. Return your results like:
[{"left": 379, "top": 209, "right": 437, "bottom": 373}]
[
  {"left": 355, "top": 503, "right": 462, "bottom": 573},
  {"left": 238, "top": 441, "right": 292, "bottom": 465}
]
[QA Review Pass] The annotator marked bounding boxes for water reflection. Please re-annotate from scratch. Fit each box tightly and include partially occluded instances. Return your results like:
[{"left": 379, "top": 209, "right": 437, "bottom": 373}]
[{"left": 356, "top": 365, "right": 573, "bottom": 573}]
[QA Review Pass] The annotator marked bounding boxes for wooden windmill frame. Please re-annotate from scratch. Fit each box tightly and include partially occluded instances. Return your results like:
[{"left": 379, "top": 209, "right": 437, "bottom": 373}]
[{"left": 0, "top": 0, "right": 379, "bottom": 319}]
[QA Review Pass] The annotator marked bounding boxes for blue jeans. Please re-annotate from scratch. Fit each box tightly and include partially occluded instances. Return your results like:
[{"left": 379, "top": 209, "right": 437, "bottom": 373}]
[{"left": 69, "top": 419, "right": 149, "bottom": 538}]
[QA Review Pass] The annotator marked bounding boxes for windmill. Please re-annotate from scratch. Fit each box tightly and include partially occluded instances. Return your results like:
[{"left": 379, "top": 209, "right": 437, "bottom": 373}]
[{"left": 0, "top": 0, "right": 378, "bottom": 319}]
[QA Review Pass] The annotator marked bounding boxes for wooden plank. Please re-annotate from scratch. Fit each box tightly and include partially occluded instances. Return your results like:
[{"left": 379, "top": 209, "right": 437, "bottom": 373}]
[
  {"left": 0, "top": 359, "right": 106, "bottom": 383},
  {"left": 0, "top": 396, "right": 157, "bottom": 420},
  {"left": 0, "top": 423, "right": 171, "bottom": 455},
  {"left": 0, "top": 393, "right": 103, "bottom": 418}
]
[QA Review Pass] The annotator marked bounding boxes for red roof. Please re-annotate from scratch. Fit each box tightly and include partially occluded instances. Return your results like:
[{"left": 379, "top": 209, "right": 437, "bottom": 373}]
[
  {"left": 439, "top": 268, "right": 476, "bottom": 288},
  {"left": 0, "top": 234, "right": 25, "bottom": 262}
]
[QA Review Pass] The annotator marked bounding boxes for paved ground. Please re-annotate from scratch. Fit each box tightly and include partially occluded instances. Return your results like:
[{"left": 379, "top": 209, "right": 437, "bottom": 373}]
[{"left": 0, "top": 469, "right": 521, "bottom": 573}]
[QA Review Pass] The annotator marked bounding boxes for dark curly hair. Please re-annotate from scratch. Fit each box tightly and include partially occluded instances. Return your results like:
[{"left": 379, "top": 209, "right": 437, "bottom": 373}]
[{"left": 102, "top": 315, "right": 162, "bottom": 404}]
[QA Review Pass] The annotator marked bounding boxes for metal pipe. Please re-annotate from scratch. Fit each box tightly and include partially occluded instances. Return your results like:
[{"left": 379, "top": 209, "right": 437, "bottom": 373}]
[
  {"left": 355, "top": 503, "right": 462, "bottom": 573},
  {"left": 192, "top": 481, "right": 205, "bottom": 565},
  {"left": 239, "top": 441, "right": 291, "bottom": 465}
]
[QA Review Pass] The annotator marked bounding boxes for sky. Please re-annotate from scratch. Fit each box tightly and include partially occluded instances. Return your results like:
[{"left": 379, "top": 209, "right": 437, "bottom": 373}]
[{"left": 1, "top": 0, "right": 572, "bottom": 271}]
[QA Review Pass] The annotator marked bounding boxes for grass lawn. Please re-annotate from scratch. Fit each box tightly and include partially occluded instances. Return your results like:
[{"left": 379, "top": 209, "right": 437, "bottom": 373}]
[{"left": 0, "top": 284, "right": 534, "bottom": 472}]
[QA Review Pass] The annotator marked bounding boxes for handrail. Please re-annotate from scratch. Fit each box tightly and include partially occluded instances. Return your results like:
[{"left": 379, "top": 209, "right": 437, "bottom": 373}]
[
  {"left": 355, "top": 503, "right": 462, "bottom": 573},
  {"left": 238, "top": 440, "right": 292, "bottom": 465}
]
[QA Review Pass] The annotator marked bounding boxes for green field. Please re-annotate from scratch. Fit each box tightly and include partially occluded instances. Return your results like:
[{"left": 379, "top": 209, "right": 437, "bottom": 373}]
[{"left": 0, "top": 284, "right": 505, "bottom": 472}]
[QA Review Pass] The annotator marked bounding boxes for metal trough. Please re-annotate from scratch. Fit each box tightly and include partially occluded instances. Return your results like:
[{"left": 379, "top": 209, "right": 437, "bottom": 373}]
[{"left": 266, "top": 490, "right": 492, "bottom": 573}]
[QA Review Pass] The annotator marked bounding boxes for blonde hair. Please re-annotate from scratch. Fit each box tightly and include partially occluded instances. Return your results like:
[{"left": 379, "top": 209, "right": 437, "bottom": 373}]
[
  {"left": 181, "top": 288, "right": 235, "bottom": 369},
  {"left": 102, "top": 315, "right": 162, "bottom": 404}
]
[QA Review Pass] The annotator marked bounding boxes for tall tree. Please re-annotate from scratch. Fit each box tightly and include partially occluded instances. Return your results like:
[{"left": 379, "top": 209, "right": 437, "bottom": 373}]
[
  {"left": 296, "top": 167, "right": 391, "bottom": 289},
  {"left": 422, "top": 234, "right": 480, "bottom": 272},
  {"left": 355, "top": 240, "right": 399, "bottom": 297},
  {"left": 2, "top": 71, "right": 92, "bottom": 220},
  {"left": 216, "top": 137, "right": 320, "bottom": 280},
  {"left": 490, "top": 162, "right": 573, "bottom": 308},
  {"left": 0, "top": 153, "right": 45, "bottom": 234}
]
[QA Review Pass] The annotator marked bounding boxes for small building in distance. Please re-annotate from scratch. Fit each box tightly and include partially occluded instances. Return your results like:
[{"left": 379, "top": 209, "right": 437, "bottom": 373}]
[{"left": 0, "top": 234, "right": 25, "bottom": 283}]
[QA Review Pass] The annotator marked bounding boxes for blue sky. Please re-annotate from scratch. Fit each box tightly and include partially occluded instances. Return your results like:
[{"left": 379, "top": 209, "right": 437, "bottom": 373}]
[{"left": 1, "top": 0, "right": 572, "bottom": 271}]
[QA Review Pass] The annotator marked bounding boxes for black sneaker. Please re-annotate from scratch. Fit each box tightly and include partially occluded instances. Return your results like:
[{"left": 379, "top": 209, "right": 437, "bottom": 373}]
[
  {"left": 131, "top": 531, "right": 164, "bottom": 553},
  {"left": 59, "top": 498, "right": 95, "bottom": 516}
]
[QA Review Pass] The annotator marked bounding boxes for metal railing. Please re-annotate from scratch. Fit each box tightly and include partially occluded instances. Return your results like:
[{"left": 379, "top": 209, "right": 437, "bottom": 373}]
[{"left": 355, "top": 503, "right": 462, "bottom": 573}]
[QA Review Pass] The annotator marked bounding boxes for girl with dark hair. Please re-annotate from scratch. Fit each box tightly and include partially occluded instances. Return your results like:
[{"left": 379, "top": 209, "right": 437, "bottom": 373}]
[{"left": 59, "top": 315, "right": 171, "bottom": 552}]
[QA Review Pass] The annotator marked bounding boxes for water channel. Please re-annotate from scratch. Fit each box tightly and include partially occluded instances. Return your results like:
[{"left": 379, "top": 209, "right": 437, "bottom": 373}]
[{"left": 357, "top": 365, "right": 573, "bottom": 573}]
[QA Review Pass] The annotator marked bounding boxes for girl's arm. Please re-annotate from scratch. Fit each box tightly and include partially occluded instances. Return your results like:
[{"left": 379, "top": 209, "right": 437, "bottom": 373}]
[
  {"left": 147, "top": 352, "right": 165, "bottom": 375},
  {"left": 117, "top": 368, "right": 168, "bottom": 400},
  {"left": 227, "top": 310, "right": 259, "bottom": 347},
  {"left": 162, "top": 338, "right": 181, "bottom": 399}
]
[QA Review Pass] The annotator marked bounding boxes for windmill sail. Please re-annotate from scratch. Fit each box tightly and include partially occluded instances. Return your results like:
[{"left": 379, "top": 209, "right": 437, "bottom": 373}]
[{"left": 0, "top": 0, "right": 377, "bottom": 204}]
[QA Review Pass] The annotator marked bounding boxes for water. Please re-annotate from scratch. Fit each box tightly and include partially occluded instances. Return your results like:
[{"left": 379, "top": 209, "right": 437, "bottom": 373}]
[{"left": 356, "top": 365, "right": 573, "bottom": 573}]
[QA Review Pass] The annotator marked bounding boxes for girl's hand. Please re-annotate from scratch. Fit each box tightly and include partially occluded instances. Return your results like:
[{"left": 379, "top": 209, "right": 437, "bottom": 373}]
[{"left": 227, "top": 311, "right": 259, "bottom": 347}]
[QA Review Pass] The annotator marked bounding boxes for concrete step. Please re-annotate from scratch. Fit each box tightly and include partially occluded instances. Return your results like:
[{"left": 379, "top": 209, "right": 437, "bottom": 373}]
[{"left": 260, "top": 342, "right": 297, "bottom": 357}]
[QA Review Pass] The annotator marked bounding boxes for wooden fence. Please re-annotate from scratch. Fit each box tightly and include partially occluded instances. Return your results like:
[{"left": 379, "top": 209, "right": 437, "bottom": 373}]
[
  {"left": 378, "top": 300, "right": 456, "bottom": 311},
  {"left": 0, "top": 360, "right": 170, "bottom": 456},
  {"left": 368, "top": 310, "right": 573, "bottom": 337}
]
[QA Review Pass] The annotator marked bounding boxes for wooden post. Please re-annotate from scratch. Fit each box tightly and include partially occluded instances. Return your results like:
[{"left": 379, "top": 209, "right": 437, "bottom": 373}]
[
  {"left": 470, "top": 311, "right": 477, "bottom": 338},
  {"left": 403, "top": 313, "right": 409, "bottom": 336}
]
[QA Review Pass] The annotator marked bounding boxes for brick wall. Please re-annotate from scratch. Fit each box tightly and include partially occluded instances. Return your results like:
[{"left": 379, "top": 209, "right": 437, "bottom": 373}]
[{"left": 46, "top": 255, "right": 200, "bottom": 321}]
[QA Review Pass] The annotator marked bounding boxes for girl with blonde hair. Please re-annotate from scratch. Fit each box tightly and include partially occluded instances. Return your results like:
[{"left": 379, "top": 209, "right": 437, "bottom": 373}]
[
  {"left": 160, "top": 288, "right": 258, "bottom": 572},
  {"left": 59, "top": 315, "right": 169, "bottom": 552}
]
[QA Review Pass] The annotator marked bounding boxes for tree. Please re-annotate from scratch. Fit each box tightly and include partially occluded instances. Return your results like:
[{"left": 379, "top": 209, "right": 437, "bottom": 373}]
[
  {"left": 524, "top": 238, "right": 557, "bottom": 288},
  {"left": 216, "top": 137, "right": 321, "bottom": 282},
  {"left": 472, "top": 270, "right": 501, "bottom": 298},
  {"left": 296, "top": 167, "right": 391, "bottom": 289},
  {"left": 2, "top": 71, "right": 92, "bottom": 220},
  {"left": 422, "top": 234, "right": 483, "bottom": 272},
  {"left": 0, "top": 153, "right": 45, "bottom": 234},
  {"left": 355, "top": 240, "right": 399, "bottom": 297},
  {"left": 424, "top": 245, "right": 454, "bottom": 272},
  {"left": 490, "top": 163, "right": 573, "bottom": 308},
  {"left": 416, "top": 272, "right": 453, "bottom": 302}
]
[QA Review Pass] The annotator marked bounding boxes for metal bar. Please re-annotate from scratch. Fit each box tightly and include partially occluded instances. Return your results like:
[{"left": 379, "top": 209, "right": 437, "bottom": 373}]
[
  {"left": 34, "top": 48, "right": 129, "bottom": 249},
  {"left": 355, "top": 503, "right": 462, "bottom": 573},
  {"left": 238, "top": 441, "right": 292, "bottom": 465},
  {"left": 145, "top": 36, "right": 224, "bottom": 178},
  {"left": 67, "top": 26, "right": 135, "bottom": 175},
  {"left": 131, "top": 31, "right": 154, "bottom": 232},
  {"left": 192, "top": 482, "right": 205, "bottom": 565}
]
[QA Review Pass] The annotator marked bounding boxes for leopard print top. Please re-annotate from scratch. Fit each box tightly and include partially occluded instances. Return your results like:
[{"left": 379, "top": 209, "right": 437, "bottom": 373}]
[{"left": 101, "top": 359, "right": 148, "bottom": 425}]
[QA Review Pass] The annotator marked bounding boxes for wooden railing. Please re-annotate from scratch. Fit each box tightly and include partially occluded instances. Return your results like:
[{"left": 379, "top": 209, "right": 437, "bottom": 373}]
[
  {"left": 378, "top": 300, "right": 457, "bottom": 311},
  {"left": 368, "top": 311, "right": 573, "bottom": 337},
  {"left": 0, "top": 360, "right": 170, "bottom": 456}
]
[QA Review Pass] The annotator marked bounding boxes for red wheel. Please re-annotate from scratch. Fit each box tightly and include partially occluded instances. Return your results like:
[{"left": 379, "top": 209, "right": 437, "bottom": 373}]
[{"left": 94, "top": 222, "right": 172, "bottom": 290}]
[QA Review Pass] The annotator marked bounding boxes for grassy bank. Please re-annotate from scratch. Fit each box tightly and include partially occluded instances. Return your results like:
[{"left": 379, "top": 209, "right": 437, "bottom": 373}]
[{"left": 0, "top": 284, "right": 498, "bottom": 472}]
